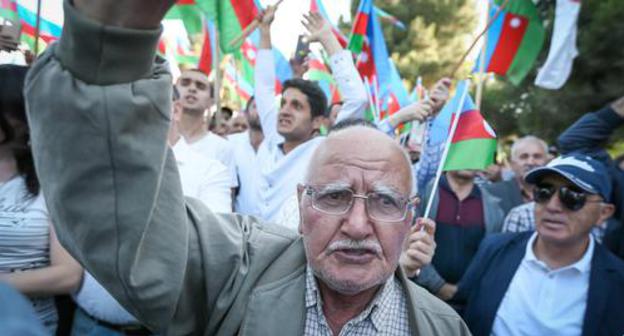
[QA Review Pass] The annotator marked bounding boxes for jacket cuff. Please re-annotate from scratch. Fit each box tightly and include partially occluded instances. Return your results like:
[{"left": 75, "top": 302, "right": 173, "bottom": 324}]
[
  {"left": 55, "top": 0, "right": 162, "bottom": 85},
  {"left": 595, "top": 105, "right": 624, "bottom": 127}
]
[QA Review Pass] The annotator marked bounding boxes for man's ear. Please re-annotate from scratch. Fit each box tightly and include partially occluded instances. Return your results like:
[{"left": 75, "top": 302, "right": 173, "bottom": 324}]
[
  {"left": 312, "top": 115, "right": 324, "bottom": 133},
  {"left": 596, "top": 203, "right": 615, "bottom": 226}
]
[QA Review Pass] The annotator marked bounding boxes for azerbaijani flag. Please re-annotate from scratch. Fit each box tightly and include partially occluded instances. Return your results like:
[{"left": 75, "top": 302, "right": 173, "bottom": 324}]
[
  {"left": 200, "top": 0, "right": 259, "bottom": 54},
  {"left": 477, "top": 0, "right": 545, "bottom": 85},
  {"left": 442, "top": 82, "right": 497, "bottom": 171},
  {"left": 384, "top": 59, "right": 410, "bottom": 127},
  {"left": 349, "top": 0, "right": 393, "bottom": 109},
  {"left": 1, "top": 0, "right": 63, "bottom": 53},
  {"left": 223, "top": 60, "right": 253, "bottom": 103},
  {"left": 348, "top": 0, "right": 372, "bottom": 54}
]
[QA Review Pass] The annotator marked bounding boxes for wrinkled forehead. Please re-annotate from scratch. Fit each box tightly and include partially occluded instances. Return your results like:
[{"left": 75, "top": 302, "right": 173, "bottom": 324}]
[{"left": 307, "top": 127, "right": 412, "bottom": 195}]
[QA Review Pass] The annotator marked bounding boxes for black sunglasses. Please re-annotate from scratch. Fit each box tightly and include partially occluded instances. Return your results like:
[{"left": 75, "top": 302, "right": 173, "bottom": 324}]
[{"left": 533, "top": 183, "right": 602, "bottom": 211}]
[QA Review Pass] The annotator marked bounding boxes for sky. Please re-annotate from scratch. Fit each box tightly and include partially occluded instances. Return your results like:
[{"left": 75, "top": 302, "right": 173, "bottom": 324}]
[{"left": 260, "top": 0, "right": 352, "bottom": 58}]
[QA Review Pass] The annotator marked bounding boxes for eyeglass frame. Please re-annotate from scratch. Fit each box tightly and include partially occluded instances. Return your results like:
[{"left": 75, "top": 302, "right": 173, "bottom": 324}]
[
  {"left": 300, "top": 184, "right": 419, "bottom": 222},
  {"left": 532, "top": 183, "right": 604, "bottom": 211}
]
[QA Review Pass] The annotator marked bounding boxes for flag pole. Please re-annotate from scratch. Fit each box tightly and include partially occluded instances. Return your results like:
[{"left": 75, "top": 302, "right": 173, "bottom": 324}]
[
  {"left": 213, "top": 29, "right": 222, "bottom": 130},
  {"left": 475, "top": 1, "right": 490, "bottom": 110},
  {"left": 228, "top": 0, "right": 285, "bottom": 48},
  {"left": 422, "top": 79, "right": 472, "bottom": 219},
  {"left": 449, "top": 0, "right": 509, "bottom": 78},
  {"left": 33, "top": 0, "right": 42, "bottom": 55}
]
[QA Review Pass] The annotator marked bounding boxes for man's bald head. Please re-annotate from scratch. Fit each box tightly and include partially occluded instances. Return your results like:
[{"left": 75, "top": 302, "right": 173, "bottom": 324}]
[{"left": 306, "top": 126, "right": 413, "bottom": 196}]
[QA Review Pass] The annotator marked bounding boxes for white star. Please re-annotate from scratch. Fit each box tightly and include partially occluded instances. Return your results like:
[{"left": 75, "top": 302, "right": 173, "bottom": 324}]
[{"left": 510, "top": 17, "right": 522, "bottom": 28}]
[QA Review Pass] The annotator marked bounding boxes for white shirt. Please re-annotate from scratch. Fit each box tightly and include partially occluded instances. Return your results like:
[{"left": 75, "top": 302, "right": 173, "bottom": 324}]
[
  {"left": 253, "top": 49, "right": 367, "bottom": 223},
  {"left": 73, "top": 272, "right": 138, "bottom": 325},
  {"left": 188, "top": 131, "right": 238, "bottom": 188},
  {"left": 492, "top": 232, "right": 594, "bottom": 336},
  {"left": 172, "top": 139, "right": 232, "bottom": 213},
  {"left": 229, "top": 131, "right": 261, "bottom": 216}
]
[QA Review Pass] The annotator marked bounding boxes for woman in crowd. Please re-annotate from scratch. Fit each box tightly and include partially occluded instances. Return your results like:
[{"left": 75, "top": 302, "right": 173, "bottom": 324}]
[{"left": 0, "top": 64, "right": 82, "bottom": 334}]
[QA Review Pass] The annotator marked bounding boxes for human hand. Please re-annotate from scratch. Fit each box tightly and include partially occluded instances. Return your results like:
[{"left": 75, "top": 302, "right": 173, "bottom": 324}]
[
  {"left": 290, "top": 58, "right": 309, "bottom": 79},
  {"left": 436, "top": 283, "right": 457, "bottom": 301},
  {"left": 302, "top": 12, "right": 332, "bottom": 45},
  {"left": 426, "top": 78, "right": 452, "bottom": 116},
  {"left": 258, "top": 4, "right": 277, "bottom": 31},
  {"left": 74, "top": 0, "right": 176, "bottom": 29},
  {"left": 390, "top": 101, "right": 433, "bottom": 128},
  {"left": 400, "top": 217, "right": 436, "bottom": 278}
]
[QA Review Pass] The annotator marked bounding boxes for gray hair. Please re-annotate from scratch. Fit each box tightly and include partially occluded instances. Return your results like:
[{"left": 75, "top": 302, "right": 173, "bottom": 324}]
[{"left": 511, "top": 135, "right": 548, "bottom": 161}]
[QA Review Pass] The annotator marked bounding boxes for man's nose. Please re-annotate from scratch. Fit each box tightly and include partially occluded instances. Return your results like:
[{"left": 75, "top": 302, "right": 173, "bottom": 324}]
[{"left": 340, "top": 198, "right": 373, "bottom": 240}]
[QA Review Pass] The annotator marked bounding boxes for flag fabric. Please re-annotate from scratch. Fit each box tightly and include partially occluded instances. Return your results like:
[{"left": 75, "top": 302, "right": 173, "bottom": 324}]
[
  {"left": 409, "top": 76, "right": 426, "bottom": 103},
  {"left": 198, "top": 20, "right": 217, "bottom": 75},
  {"left": 477, "top": 0, "right": 545, "bottom": 85},
  {"left": 306, "top": 56, "right": 341, "bottom": 104},
  {"left": 442, "top": 82, "right": 497, "bottom": 171},
  {"left": 0, "top": 0, "right": 17, "bottom": 21},
  {"left": 535, "top": 0, "right": 581, "bottom": 90},
  {"left": 348, "top": 0, "right": 373, "bottom": 54},
  {"left": 384, "top": 59, "right": 410, "bottom": 131},
  {"left": 223, "top": 60, "right": 253, "bottom": 104},
  {"left": 374, "top": 6, "right": 406, "bottom": 30},
  {"left": 201, "top": 0, "right": 259, "bottom": 54},
  {"left": 310, "top": 0, "right": 348, "bottom": 47},
  {"left": 349, "top": 0, "right": 393, "bottom": 112}
]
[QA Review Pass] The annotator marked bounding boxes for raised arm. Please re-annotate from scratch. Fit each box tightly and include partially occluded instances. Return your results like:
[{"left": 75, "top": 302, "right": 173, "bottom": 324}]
[
  {"left": 302, "top": 12, "right": 368, "bottom": 122},
  {"left": 557, "top": 96, "right": 624, "bottom": 157},
  {"left": 255, "top": 5, "right": 280, "bottom": 142},
  {"left": 24, "top": 0, "right": 200, "bottom": 331}
]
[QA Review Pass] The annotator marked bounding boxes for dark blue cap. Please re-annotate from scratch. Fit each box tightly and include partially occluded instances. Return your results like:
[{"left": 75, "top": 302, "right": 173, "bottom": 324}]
[{"left": 525, "top": 154, "right": 612, "bottom": 202}]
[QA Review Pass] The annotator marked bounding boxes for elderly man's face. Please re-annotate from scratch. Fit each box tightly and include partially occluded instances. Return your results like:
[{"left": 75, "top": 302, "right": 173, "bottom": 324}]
[
  {"left": 298, "top": 127, "right": 413, "bottom": 295},
  {"left": 511, "top": 141, "right": 548, "bottom": 178},
  {"left": 535, "top": 174, "right": 613, "bottom": 247}
]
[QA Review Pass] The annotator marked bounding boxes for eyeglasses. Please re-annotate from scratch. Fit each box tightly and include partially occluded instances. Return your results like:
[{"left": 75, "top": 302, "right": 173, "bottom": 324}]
[
  {"left": 302, "top": 184, "right": 416, "bottom": 222},
  {"left": 533, "top": 183, "right": 603, "bottom": 211}
]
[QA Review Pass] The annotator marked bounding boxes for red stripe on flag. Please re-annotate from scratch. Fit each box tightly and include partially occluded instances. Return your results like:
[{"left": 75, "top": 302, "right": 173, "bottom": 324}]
[
  {"left": 21, "top": 23, "right": 56, "bottom": 43},
  {"left": 176, "top": 0, "right": 195, "bottom": 4},
  {"left": 487, "top": 13, "right": 528, "bottom": 75},
  {"left": 230, "top": 0, "right": 258, "bottom": 29},
  {"left": 198, "top": 31, "right": 213, "bottom": 75},
  {"left": 450, "top": 110, "right": 495, "bottom": 143},
  {"left": 352, "top": 13, "right": 369, "bottom": 36},
  {"left": 356, "top": 43, "right": 376, "bottom": 80}
]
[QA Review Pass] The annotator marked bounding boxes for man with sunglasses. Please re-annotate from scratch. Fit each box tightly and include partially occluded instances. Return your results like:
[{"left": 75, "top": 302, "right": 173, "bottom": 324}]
[{"left": 455, "top": 154, "right": 624, "bottom": 336}]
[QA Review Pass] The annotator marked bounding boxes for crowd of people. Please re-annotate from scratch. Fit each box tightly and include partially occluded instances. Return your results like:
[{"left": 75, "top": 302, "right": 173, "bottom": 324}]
[{"left": 1, "top": 1, "right": 624, "bottom": 335}]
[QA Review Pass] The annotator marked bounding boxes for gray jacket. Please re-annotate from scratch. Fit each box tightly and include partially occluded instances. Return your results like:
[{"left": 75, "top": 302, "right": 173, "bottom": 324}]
[
  {"left": 416, "top": 179, "right": 505, "bottom": 293},
  {"left": 24, "top": 1, "right": 471, "bottom": 335}
]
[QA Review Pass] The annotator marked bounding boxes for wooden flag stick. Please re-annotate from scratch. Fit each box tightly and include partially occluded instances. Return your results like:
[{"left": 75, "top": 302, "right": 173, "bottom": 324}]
[
  {"left": 422, "top": 79, "right": 472, "bottom": 219},
  {"left": 449, "top": 0, "right": 509, "bottom": 78},
  {"left": 228, "top": 0, "right": 285, "bottom": 48}
]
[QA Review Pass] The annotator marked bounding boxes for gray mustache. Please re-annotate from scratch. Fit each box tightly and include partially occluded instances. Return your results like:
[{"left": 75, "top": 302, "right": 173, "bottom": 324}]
[{"left": 327, "top": 239, "right": 382, "bottom": 256}]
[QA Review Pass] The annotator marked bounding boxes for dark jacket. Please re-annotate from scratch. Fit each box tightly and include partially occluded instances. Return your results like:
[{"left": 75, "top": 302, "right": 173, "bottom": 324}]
[
  {"left": 456, "top": 232, "right": 624, "bottom": 336},
  {"left": 558, "top": 106, "right": 624, "bottom": 258},
  {"left": 481, "top": 179, "right": 524, "bottom": 217}
]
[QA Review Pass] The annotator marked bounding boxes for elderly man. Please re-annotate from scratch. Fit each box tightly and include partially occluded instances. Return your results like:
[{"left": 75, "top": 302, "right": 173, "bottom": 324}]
[
  {"left": 25, "top": 1, "right": 468, "bottom": 335},
  {"left": 483, "top": 135, "right": 549, "bottom": 216},
  {"left": 455, "top": 155, "right": 624, "bottom": 336}
]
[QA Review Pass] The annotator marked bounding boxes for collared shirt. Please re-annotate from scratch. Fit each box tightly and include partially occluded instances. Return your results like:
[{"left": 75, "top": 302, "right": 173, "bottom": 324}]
[
  {"left": 304, "top": 267, "right": 410, "bottom": 336},
  {"left": 502, "top": 202, "right": 607, "bottom": 243},
  {"left": 491, "top": 232, "right": 594, "bottom": 336},
  {"left": 188, "top": 131, "right": 238, "bottom": 188},
  {"left": 253, "top": 49, "right": 367, "bottom": 223},
  {"left": 436, "top": 176, "right": 484, "bottom": 228},
  {"left": 173, "top": 139, "right": 232, "bottom": 213},
  {"left": 229, "top": 131, "right": 261, "bottom": 216}
]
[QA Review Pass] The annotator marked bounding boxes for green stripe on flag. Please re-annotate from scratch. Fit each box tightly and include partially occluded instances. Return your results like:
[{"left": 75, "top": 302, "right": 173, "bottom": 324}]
[
  {"left": 507, "top": 21, "right": 545, "bottom": 85},
  {"left": 219, "top": 1, "right": 245, "bottom": 53},
  {"left": 348, "top": 34, "right": 364, "bottom": 54},
  {"left": 443, "top": 138, "right": 497, "bottom": 171},
  {"left": 0, "top": 8, "right": 17, "bottom": 20}
]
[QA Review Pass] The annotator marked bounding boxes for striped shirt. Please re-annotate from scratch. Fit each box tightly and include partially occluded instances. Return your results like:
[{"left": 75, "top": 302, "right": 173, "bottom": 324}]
[
  {"left": 304, "top": 267, "right": 410, "bottom": 336},
  {"left": 0, "top": 176, "right": 56, "bottom": 334}
]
